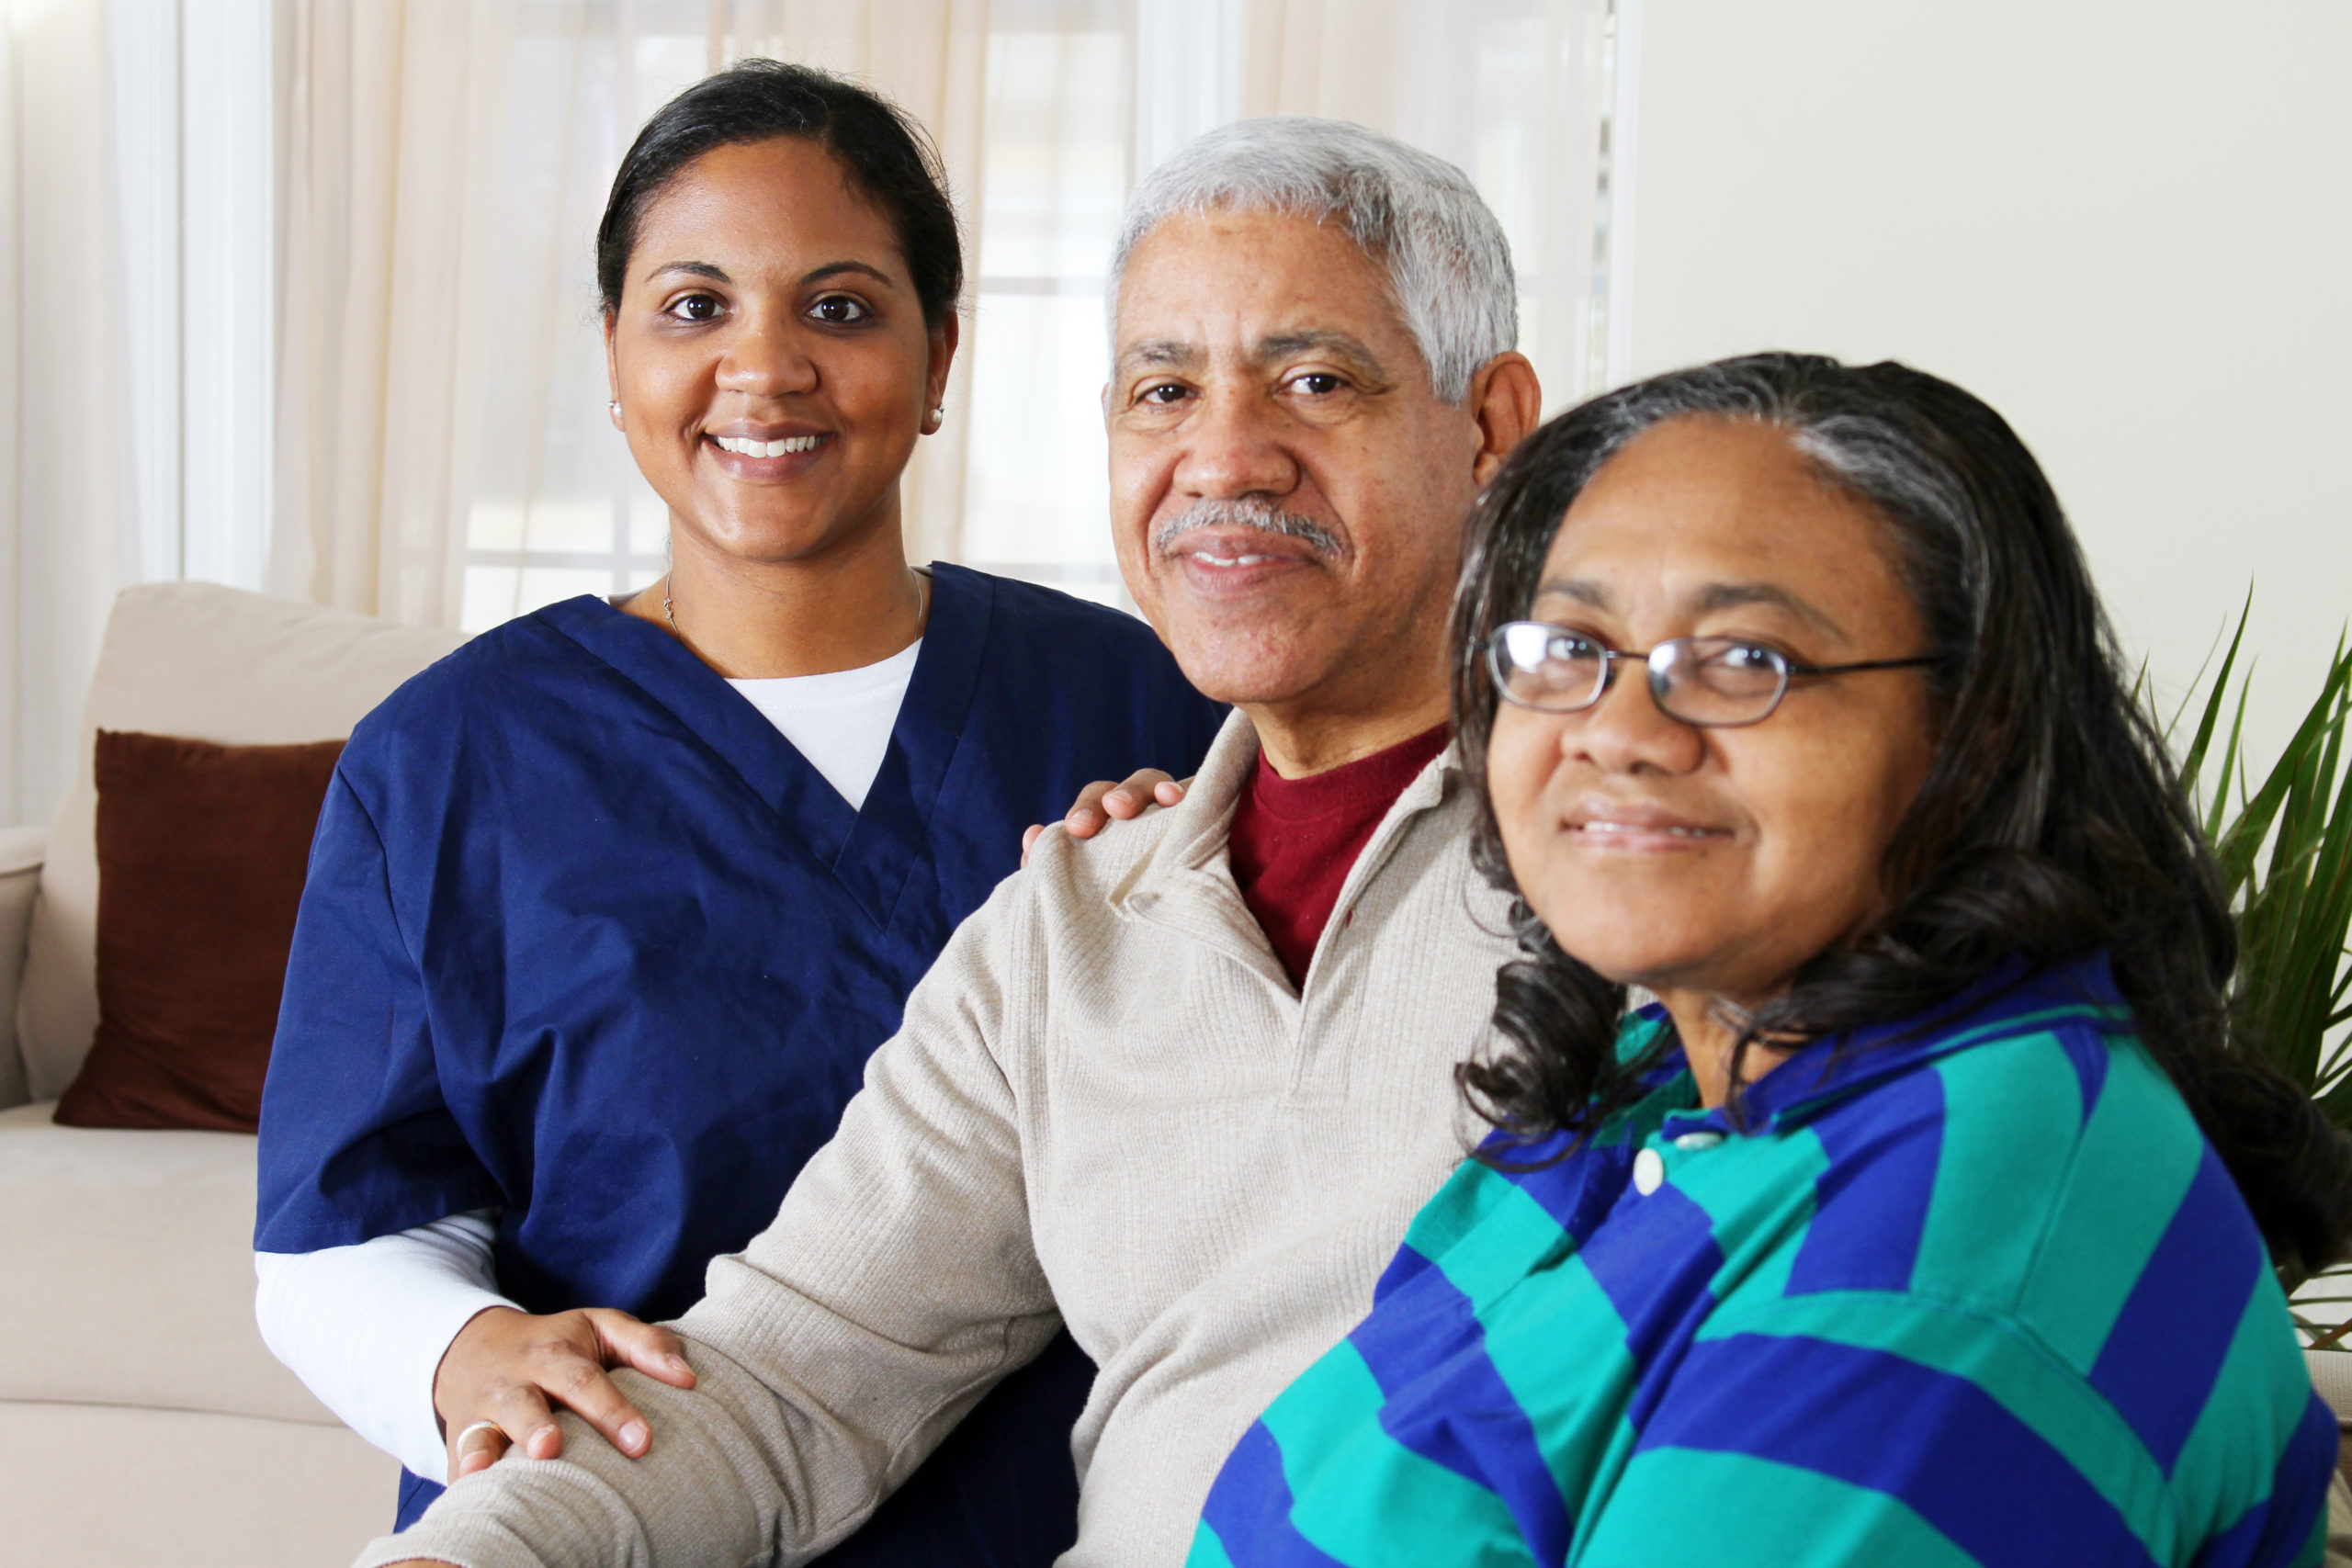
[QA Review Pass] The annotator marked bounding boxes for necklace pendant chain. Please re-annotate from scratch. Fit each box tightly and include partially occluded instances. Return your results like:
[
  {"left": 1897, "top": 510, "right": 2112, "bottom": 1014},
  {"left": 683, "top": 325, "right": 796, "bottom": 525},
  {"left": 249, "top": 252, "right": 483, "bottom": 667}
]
[{"left": 662, "top": 568, "right": 923, "bottom": 648}]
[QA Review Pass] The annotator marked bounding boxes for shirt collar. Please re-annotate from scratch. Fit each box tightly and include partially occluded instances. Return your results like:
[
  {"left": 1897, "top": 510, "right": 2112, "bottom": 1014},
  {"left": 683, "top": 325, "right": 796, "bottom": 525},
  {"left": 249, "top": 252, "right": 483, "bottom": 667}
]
[
  {"left": 1637, "top": 951, "right": 2135, "bottom": 1139},
  {"left": 1127, "top": 710, "right": 1464, "bottom": 892},
  {"left": 1111, "top": 711, "right": 1469, "bottom": 990}
]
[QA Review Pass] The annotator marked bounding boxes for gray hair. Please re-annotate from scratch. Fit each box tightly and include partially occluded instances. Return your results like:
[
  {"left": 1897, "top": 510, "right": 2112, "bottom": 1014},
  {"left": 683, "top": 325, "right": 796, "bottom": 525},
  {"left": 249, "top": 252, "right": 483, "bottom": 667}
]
[{"left": 1107, "top": 118, "right": 1518, "bottom": 403}]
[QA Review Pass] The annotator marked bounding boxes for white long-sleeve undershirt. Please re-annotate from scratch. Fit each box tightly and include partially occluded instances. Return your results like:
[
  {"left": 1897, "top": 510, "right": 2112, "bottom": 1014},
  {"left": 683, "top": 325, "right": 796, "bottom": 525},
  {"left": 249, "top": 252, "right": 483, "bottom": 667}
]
[
  {"left": 254, "top": 641, "right": 921, "bottom": 1478},
  {"left": 254, "top": 1210, "right": 511, "bottom": 1480}
]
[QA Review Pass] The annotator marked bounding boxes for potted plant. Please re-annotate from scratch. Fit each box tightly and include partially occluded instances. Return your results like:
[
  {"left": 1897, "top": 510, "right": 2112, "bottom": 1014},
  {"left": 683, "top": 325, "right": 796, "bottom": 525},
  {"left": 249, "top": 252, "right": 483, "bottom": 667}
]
[{"left": 2171, "top": 608, "right": 2352, "bottom": 1335}]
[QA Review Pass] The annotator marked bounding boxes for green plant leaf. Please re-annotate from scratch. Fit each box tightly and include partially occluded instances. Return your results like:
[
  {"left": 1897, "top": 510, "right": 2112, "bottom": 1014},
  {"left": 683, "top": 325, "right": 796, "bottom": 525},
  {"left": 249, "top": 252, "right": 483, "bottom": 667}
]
[
  {"left": 2176, "top": 611, "right": 2352, "bottom": 1128},
  {"left": 2212, "top": 655, "right": 2348, "bottom": 908},
  {"left": 2179, "top": 593, "right": 2251, "bottom": 784}
]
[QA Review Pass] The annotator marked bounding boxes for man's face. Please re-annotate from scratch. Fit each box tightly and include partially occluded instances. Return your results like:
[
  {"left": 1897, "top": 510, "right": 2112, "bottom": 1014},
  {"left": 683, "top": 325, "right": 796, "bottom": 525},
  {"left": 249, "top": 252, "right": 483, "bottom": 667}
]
[{"left": 1106, "top": 209, "right": 1485, "bottom": 716}]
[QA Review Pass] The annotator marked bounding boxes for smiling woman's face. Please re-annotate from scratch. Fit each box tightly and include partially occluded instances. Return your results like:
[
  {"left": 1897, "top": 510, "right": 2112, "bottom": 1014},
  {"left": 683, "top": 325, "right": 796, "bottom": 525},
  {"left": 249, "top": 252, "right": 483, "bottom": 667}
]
[
  {"left": 605, "top": 136, "right": 951, "bottom": 567},
  {"left": 1486, "top": 415, "right": 1943, "bottom": 1012}
]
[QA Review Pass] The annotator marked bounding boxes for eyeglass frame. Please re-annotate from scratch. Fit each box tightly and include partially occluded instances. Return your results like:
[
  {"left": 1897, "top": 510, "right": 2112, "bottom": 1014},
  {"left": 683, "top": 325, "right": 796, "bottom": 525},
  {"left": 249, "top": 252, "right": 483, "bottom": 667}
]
[{"left": 1481, "top": 619, "right": 1945, "bottom": 728}]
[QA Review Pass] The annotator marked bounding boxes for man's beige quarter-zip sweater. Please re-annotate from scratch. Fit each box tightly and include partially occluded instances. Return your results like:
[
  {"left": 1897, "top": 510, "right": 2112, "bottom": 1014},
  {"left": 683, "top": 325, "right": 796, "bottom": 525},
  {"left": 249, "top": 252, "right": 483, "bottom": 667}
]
[{"left": 358, "top": 709, "right": 1521, "bottom": 1568}]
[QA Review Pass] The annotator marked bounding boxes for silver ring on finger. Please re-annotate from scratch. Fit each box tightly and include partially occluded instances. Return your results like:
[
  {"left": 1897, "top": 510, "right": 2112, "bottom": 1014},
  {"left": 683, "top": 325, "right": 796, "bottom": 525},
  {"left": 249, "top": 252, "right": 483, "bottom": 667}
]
[{"left": 456, "top": 1419, "right": 505, "bottom": 1450}]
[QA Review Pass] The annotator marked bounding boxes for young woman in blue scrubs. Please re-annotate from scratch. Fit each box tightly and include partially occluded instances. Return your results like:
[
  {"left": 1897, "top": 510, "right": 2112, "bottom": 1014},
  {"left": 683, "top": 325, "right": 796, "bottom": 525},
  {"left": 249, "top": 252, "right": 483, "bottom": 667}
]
[{"left": 253, "top": 62, "right": 1222, "bottom": 1562}]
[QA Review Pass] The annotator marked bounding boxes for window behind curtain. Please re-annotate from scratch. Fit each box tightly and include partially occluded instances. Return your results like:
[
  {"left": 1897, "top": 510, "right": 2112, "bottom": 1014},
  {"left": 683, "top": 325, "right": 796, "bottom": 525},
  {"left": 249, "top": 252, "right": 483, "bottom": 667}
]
[
  {"left": 962, "top": 0, "right": 1129, "bottom": 607},
  {"left": 459, "top": 7, "right": 702, "bottom": 631},
  {"left": 458, "top": 0, "right": 1625, "bottom": 632}
]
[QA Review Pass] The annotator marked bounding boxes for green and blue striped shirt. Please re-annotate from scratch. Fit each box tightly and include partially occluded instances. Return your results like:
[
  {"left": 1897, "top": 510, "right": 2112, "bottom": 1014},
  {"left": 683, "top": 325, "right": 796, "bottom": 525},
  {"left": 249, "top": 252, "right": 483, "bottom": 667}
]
[{"left": 1193, "top": 954, "right": 2333, "bottom": 1567}]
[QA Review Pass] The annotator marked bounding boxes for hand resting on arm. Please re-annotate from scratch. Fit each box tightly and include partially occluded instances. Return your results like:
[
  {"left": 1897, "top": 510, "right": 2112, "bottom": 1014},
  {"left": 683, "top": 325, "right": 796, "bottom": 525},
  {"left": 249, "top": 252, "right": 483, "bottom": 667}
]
[
  {"left": 433, "top": 1303, "right": 696, "bottom": 1478},
  {"left": 254, "top": 1212, "right": 694, "bottom": 1483}
]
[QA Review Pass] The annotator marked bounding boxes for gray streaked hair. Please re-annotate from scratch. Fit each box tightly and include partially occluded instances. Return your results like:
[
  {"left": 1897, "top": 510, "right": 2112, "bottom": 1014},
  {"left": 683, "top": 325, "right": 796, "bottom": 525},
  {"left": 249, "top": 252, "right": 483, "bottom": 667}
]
[{"left": 1107, "top": 118, "right": 1518, "bottom": 403}]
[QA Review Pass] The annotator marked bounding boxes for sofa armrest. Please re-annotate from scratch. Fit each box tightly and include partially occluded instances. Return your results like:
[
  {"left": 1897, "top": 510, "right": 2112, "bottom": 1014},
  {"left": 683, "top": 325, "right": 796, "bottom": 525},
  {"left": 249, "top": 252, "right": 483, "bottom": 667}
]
[{"left": 0, "top": 824, "right": 48, "bottom": 1111}]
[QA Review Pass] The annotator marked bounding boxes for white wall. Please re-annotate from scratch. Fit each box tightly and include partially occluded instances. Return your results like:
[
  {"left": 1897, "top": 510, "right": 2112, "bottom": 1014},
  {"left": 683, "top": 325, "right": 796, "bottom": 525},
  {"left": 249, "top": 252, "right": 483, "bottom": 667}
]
[{"left": 1627, "top": 0, "right": 2352, "bottom": 773}]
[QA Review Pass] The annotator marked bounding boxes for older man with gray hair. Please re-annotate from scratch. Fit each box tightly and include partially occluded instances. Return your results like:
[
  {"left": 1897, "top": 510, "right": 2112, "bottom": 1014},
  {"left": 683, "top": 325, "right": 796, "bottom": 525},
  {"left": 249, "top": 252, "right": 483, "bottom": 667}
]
[{"left": 366, "top": 116, "right": 1543, "bottom": 1568}]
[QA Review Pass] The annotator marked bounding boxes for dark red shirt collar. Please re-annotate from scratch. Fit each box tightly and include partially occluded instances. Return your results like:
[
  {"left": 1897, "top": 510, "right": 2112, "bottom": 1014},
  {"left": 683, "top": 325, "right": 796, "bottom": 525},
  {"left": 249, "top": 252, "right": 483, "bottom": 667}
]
[{"left": 1227, "top": 722, "right": 1451, "bottom": 987}]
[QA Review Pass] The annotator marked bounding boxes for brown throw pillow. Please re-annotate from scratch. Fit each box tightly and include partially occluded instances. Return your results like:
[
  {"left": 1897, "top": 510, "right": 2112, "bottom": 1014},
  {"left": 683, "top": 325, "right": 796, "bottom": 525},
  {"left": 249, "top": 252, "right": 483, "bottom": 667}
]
[{"left": 53, "top": 730, "right": 345, "bottom": 1132}]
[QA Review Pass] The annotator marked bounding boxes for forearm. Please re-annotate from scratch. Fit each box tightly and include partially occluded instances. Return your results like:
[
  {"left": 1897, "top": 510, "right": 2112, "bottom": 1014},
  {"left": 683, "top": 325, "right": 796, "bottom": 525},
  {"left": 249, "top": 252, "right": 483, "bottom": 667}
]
[
  {"left": 254, "top": 1210, "right": 514, "bottom": 1478},
  {"left": 351, "top": 1332, "right": 868, "bottom": 1568},
  {"left": 368, "top": 1086, "right": 1064, "bottom": 1567},
  {"left": 351, "top": 1244, "right": 1061, "bottom": 1568}
]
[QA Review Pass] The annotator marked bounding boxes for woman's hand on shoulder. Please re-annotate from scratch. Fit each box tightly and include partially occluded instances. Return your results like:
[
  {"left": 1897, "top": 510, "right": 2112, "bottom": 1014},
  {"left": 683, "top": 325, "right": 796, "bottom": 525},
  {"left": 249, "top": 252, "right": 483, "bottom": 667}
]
[
  {"left": 433, "top": 1305, "right": 696, "bottom": 1481},
  {"left": 1021, "top": 770, "right": 1188, "bottom": 866}
]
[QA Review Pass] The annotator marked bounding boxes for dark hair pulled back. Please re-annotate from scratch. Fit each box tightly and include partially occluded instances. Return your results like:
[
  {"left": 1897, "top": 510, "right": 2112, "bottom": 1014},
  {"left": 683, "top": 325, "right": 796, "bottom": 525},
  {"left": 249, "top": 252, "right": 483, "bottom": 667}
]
[
  {"left": 1449, "top": 351, "right": 2352, "bottom": 1278},
  {"left": 595, "top": 59, "right": 962, "bottom": 327}
]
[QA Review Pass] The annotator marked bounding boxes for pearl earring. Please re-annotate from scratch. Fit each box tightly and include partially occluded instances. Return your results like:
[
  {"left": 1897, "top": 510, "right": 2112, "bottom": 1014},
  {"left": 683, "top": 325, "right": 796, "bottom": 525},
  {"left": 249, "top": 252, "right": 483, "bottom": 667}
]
[
  {"left": 608, "top": 400, "right": 622, "bottom": 419},
  {"left": 924, "top": 404, "right": 944, "bottom": 432}
]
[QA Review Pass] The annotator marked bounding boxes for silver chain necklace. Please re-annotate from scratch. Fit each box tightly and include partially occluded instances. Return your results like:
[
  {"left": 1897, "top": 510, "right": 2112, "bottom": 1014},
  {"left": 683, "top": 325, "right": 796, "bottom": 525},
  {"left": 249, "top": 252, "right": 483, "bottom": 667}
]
[{"left": 662, "top": 570, "right": 925, "bottom": 645}]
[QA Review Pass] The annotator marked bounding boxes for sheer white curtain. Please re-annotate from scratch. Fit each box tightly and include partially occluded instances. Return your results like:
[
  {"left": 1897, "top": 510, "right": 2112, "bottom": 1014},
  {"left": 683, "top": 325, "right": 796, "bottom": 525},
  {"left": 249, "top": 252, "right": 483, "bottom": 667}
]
[
  {"left": 268, "top": 0, "right": 1623, "bottom": 636},
  {"left": 272, "top": 2, "right": 517, "bottom": 626},
  {"left": 0, "top": 0, "right": 132, "bottom": 827},
  {"left": 3, "top": 0, "right": 279, "bottom": 830}
]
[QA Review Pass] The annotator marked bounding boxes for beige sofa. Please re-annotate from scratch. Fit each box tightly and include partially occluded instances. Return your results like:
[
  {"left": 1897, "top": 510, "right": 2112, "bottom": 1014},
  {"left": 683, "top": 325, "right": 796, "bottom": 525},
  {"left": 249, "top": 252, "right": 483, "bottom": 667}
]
[{"left": 0, "top": 581, "right": 467, "bottom": 1567}]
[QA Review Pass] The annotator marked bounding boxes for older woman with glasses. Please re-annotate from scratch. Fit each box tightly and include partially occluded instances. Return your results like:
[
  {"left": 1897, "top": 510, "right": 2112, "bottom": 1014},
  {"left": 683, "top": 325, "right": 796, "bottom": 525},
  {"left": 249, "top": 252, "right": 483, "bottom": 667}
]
[{"left": 1190, "top": 354, "right": 2349, "bottom": 1567}]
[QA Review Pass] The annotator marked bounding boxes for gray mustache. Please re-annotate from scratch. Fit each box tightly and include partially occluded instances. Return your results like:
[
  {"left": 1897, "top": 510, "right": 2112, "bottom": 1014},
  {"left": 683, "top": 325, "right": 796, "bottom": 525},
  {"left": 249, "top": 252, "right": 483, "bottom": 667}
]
[{"left": 1151, "top": 499, "right": 1342, "bottom": 558}]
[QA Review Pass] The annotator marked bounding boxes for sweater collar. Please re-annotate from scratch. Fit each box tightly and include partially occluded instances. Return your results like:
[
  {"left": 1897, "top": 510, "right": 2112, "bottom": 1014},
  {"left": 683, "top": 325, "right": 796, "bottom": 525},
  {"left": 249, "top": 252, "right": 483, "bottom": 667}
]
[
  {"left": 1144, "top": 711, "right": 1463, "bottom": 876},
  {"left": 1111, "top": 709, "right": 1467, "bottom": 981}
]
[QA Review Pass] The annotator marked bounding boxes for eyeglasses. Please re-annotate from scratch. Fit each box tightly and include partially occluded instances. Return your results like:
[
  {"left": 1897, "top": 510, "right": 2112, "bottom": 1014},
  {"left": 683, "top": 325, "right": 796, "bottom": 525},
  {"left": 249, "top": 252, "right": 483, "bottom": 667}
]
[{"left": 1483, "top": 620, "right": 1941, "bottom": 728}]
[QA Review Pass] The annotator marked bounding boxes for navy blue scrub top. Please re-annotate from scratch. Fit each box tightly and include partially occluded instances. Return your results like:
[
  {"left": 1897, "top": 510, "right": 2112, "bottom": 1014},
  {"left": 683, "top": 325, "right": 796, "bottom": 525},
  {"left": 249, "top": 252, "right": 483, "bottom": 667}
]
[{"left": 254, "top": 563, "right": 1224, "bottom": 1328}]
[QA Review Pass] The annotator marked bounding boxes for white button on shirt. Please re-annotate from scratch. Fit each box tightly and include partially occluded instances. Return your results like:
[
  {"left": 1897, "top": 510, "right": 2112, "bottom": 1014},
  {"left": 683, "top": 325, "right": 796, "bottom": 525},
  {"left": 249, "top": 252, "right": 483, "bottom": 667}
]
[{"left": 1632, "top": 1146, "right": 1666, "bottom": 1195}]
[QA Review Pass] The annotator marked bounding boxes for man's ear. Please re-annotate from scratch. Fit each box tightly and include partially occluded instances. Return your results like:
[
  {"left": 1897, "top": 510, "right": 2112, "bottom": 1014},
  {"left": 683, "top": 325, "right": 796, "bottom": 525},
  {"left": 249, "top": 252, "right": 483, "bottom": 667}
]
[{"left": 1465, "top": 352, "right": 1543, "bottom": 489}]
